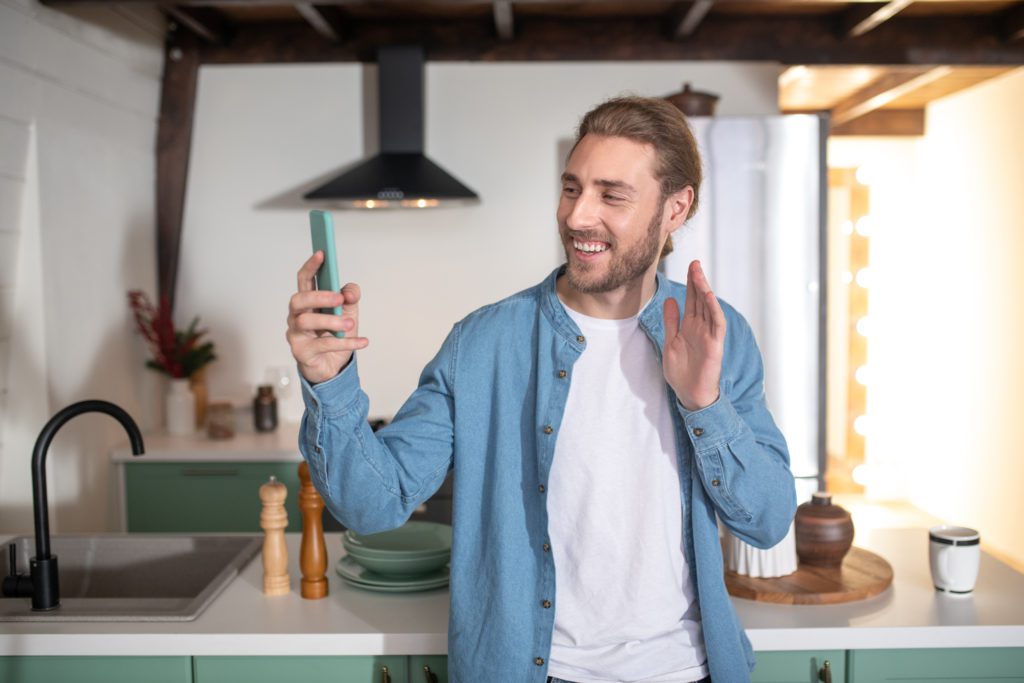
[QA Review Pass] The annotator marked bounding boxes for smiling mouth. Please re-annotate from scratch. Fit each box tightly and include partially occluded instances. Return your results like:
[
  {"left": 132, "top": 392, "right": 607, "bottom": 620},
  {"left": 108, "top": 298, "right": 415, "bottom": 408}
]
[{"left": 572, "top": 239, "right": 610, "bottom": 254}]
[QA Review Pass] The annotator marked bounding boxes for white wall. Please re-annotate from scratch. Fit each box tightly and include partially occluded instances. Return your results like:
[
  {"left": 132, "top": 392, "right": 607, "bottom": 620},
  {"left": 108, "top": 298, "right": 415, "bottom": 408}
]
[
  {"left": 179, "top": 61, "right": 781, "bottom": 423},
  {"left": 830, "top": 67, "right": 1024, "bottom": 567},
  {"left": 0, "top": 0, "right": 163, "bottom": 534}
]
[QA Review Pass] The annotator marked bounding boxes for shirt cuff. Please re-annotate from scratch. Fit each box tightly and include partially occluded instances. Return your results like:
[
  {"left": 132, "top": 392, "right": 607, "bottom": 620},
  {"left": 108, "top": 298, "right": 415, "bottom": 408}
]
[
  {"left": 298, "top": 356, "right": 361, "bottom": 417},
  {"left": 676, "top": 393, "right": 746, "bottom": 449}
]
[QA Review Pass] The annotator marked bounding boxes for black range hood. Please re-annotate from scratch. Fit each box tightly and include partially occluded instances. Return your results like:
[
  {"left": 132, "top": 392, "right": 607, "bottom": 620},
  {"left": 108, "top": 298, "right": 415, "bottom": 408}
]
[{"left": 304, "top": 46, "right": 479, "bottom": 209}]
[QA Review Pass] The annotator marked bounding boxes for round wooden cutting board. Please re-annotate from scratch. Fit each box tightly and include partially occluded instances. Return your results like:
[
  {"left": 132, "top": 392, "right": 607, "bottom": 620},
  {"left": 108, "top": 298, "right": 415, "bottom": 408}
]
[{"left": 724, "top": 546, "right": 893, "bottom": 605}]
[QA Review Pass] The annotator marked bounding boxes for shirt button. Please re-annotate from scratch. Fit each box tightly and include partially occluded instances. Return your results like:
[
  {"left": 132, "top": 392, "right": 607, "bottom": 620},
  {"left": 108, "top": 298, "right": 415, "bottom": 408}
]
[
  {"left": 538, "top": 484, "right": 545, "bottom": 493},
  {"left": 576, "top": 335, "right": 586, "bottom": 343},
  {"left": 542, "top": 599, "right": 552, "bottom": 608},
  {"left": 557, "top": 370, "right": 567, "bottom": 378},
  {"left": 542, "top": 543, "right": 551, "bottom": 552},
  {"left": 543, "top": 425, "right": 553, "bottom": 434},
  {"left": 535, "top": 657, "right": 545, "bottom": 666},
  {"left": 693, "top": 427, "right": 704, "bottom": 437},
  {"left": 711, "top": 479, "right": 721, "bottom": 487}
]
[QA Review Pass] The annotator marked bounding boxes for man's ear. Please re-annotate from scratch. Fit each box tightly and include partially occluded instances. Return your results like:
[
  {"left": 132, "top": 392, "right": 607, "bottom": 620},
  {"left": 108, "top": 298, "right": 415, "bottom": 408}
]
[{"left": 665, "top": 186, "right": 694, "bottom": 232}]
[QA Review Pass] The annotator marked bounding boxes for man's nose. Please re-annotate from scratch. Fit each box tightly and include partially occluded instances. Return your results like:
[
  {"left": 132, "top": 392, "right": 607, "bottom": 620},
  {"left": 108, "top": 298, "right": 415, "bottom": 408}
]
[{"left": 565, "top": 191, "right": 599, "bottom": 230}]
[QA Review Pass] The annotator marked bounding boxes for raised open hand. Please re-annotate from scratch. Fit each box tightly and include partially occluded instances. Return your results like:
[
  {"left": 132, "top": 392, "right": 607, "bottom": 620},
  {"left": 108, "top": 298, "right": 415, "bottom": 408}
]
[
  {"left": 286, "top": 250, "right": 368, "bottom": 385},
  {"left": 662, "top": 260, "right": 726, "bottom": 411}
]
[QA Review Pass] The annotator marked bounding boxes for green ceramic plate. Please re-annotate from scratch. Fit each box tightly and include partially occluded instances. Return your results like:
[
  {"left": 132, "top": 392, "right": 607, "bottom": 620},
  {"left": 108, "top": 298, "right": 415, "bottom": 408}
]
[
  {"left": 336, "top": 556, "right": 449, "bottom": 592},
  {"left": 344, "top": 548, "right": 450, "bottom": 577},
  {"left": 343, "top": 521, "right": 452, "bottom": 557}
]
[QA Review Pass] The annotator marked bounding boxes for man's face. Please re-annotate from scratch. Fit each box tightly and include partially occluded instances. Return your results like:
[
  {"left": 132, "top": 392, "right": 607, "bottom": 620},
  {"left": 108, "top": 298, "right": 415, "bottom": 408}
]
[{"left": 557, "top": 134, "right": 668, "bottom": 295}]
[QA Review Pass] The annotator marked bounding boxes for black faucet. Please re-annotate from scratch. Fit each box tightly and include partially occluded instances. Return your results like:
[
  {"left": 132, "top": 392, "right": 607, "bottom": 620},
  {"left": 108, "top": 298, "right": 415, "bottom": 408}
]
[{"left": 1, "top": 400, "right": 144, "bottom": 610}]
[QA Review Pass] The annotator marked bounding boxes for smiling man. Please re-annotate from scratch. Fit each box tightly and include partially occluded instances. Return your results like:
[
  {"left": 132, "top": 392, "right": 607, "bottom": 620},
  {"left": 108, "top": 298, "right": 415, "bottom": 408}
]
[{"left": 287, "top": 97, "right": 796, "bottom": 683}]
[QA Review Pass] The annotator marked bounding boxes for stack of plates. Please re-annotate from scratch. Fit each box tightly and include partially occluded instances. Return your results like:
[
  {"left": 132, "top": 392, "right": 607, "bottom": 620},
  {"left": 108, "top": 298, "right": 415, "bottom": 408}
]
[{"left": 337, "top": 521, "right": 452, "bottom": 593}]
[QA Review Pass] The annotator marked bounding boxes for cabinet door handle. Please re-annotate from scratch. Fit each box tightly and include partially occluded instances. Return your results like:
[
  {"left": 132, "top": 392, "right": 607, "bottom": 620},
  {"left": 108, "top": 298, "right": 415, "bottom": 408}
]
[
  {"left": 818, "top": 659, "right": 832, "bottom": 683},
  {"left": 181, "top": 468, "right": 240, "bottom": 477},
  {"left": 380, "top": 664, "right": 391, "bottom": 683},
  {"left": 423, "top": 665, "right": 438, "bottom": 683}
]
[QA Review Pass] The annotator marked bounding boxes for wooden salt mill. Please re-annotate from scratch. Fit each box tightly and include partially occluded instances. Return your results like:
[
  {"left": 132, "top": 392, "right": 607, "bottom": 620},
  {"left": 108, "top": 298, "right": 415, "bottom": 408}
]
[
  {"left": 298, "top": 461, "right": 329, "bottom": 599},
  {"left": 259, "top": 475, "right": 290, "bottom": 596}
]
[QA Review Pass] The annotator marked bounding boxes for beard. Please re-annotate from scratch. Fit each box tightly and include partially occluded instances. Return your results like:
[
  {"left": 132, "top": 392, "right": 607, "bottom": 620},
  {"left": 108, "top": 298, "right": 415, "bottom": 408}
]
[{"left": 562, "top": 203, "right": 665, "bottom": 294}]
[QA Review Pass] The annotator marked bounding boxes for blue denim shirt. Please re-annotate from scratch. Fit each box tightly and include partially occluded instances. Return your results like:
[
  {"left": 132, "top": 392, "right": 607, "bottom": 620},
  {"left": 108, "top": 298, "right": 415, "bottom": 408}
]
[{"left": 299, "top": 266, "right": 796, "bottom": 683}]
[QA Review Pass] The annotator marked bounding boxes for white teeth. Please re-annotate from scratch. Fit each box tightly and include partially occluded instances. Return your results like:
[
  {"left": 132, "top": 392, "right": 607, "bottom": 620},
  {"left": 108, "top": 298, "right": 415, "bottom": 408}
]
[{"left": 573, "top": 240, "right": 608, "bottom": 253}]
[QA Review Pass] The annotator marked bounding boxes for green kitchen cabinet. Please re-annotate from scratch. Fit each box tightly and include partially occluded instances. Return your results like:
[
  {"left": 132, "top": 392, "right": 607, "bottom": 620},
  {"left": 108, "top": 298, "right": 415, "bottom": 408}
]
[
  {"left": 410, "top": 654, "right": 448, "bottom": 682},
  {"left": 0, "top": 656, "right": 192, "bottom": 683},
  {"left": 124, "top": 461, "right": 302, "bottom": 533},
  {"left": 192, "top": 655, "right": 407, "bottom": 683},
  {"left": 752, "top": 650, "right": 845, "bottom": 683},
  {"left": 849, "top": 648, "right": 1024, "bottom": 682}
]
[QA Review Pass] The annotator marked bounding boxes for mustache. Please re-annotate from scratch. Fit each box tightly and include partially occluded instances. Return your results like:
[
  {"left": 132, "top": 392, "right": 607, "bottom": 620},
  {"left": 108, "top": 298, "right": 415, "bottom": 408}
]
[{"left": 562, "top": 229, "right": 613, "bottom": 245}]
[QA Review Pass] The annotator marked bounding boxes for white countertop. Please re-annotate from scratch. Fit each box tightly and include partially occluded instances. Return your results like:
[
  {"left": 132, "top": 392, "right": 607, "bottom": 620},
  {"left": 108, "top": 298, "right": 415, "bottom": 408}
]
[
  {"left": 110, "top": 423, "right": 303, "bottom": 462},
  {"left": 2, "top": 528, "right": 1023, "bottom": 656}
]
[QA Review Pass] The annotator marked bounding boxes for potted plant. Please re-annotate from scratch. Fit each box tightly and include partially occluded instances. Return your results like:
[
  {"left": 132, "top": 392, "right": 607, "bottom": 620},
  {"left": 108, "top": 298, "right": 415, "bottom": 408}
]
[{"left": 128, "top": 291, "right": 216, "bottom": 434}]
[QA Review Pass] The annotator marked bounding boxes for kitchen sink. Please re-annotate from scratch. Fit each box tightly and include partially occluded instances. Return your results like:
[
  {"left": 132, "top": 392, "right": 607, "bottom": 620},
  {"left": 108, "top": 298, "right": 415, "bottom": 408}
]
[{"left": 0, "top": 534, "right": 260, "bottom": 622}]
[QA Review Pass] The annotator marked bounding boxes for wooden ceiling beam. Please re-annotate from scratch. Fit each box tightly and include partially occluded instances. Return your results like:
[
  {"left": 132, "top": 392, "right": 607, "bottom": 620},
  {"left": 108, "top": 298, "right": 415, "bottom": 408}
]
[
  {"left": 156, "top": 29, "right": 201, "bottom": 312},
  {"left": 830, "top": 108, "right": 925, "bottom": 136},
  {"left": 830, "top": 66, "right": 951, "bottom": 126},
  {"left": 194, "top": 15, "right": 1024, "bottom": 65},
  {"left": 295, "top": 3, "right": 345, "bottom": 42},
  {"left": 493, "top": 1, "right": 513, "bottom": 42},
  {"left": 161, "top": 5, "right": 230, "bottom": 44},
  {"left": 841, "top": 0, "right": 914, "bottom": 39},
  {"left": 671, "top": 1, "right": 714, "bottom": 40}
]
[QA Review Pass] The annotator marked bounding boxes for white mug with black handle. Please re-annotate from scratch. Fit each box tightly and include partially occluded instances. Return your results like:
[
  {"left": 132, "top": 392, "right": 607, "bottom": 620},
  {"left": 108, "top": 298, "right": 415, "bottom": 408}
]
[{"left": 929, "top": 526, "right": 980, "bottom": 595}]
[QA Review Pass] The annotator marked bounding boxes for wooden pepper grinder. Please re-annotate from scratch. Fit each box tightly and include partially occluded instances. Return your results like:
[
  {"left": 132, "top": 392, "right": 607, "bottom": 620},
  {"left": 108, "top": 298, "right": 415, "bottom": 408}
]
[
  {"left": 259, "top": 475, "right": 290, "bottom": 596},
  {"left": 298, "top": 461, "right": 329, "bottom": 599}
]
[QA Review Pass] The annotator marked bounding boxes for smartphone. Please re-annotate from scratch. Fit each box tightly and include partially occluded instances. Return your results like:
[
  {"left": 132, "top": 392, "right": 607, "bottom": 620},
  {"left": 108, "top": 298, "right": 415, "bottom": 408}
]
[{"left": 309, "top": 209, "right": 344, "bottom": 338}]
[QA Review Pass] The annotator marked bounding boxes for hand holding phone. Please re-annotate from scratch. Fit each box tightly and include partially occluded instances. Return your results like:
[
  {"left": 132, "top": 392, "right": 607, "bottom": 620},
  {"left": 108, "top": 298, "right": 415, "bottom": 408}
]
[
  {"left": 309, "top": 209, "right": 344, "bottom": 338},
  {"left": 287, "top": 210, "right": 369, "bottom": 385}
]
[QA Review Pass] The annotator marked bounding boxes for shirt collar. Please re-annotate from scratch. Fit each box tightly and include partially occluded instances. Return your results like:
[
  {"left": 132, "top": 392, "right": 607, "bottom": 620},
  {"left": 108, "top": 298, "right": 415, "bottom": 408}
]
[{"left": 540, "top": 265, "right": 671, "bottom": 350}]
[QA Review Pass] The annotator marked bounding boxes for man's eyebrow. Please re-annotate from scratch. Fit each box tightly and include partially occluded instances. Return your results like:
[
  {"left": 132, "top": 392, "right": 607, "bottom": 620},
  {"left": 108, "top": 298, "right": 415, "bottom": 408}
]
[{"left": 560, "top": 173, "right": 637, "bottom": 195}]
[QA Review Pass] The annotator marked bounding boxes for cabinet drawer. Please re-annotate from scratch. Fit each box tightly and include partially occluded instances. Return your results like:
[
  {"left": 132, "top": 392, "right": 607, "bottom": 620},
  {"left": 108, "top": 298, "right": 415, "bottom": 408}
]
[
  {"left": 0, "top": 656, "right": 191, "bottom": 683},
  {"left": 125, "top": 462, "right": 302, "bottom": 532},
  {"left": 193, "top": 655, "right": 407, "bottom": 683},
  {"left": 752, "top": 650, "right": 844, "bottom": 683},
  {"left": 849, "top": 648, "right": 1024, "bottom": 682}
]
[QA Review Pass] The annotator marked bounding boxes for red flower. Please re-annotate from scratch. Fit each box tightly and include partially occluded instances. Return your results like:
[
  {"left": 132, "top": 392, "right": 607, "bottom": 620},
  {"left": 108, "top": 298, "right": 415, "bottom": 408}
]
[{"left": 127, "top": 291, "right": 216, "bottom": 379}]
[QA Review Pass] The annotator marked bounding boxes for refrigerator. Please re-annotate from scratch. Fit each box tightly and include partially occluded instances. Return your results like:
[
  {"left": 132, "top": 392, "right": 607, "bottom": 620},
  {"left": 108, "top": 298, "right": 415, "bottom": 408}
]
[{"left": 661, "top": 114, "right": 827, "bottom": 501}]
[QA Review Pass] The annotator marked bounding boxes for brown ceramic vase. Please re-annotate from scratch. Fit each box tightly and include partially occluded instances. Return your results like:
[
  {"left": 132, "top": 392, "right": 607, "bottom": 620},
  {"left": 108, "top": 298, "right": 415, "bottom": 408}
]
[{"left": 794, "top": 492, "right": 854, "bottom": 567}]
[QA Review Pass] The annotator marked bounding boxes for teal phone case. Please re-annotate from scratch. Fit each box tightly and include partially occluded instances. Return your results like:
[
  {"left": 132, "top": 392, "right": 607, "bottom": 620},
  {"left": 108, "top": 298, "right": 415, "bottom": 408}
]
[{"left": 309, "top": 209, "right": 344, "bottom": 338}]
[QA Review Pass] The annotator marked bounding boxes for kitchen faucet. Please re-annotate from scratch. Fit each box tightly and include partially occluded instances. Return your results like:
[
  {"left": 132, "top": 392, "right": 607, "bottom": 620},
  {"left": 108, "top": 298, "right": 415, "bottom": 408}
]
[{"left": 1, "top": 400, "right": 145, "bottom": 610}]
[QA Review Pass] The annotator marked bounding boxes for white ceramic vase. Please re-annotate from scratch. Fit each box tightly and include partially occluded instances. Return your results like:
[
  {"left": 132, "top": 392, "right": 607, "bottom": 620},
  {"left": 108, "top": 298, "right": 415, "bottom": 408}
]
[
  {"left": 166, "top": 377, "right": 196, "bottom": 436},
  {"left": 724, "top": 521, "right": 798, "bottom": 578}
]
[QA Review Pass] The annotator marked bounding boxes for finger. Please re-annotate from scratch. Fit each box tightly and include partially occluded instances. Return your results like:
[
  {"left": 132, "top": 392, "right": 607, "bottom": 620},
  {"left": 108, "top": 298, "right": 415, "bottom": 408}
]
[
  {"left": 290, "top": 331, "right": 369, "bottom": 360},
  {"left": 289, "top": 290, "right": 345, "bottom": 318},
  {"left": 307, "top": 335, "right": 369, "bottom": 355},
  {"left": 340, "top": 282, "right": 362, "bottom": 306},
  {"left": 684, "top": 261, "right": 698, "bottom": 318},
  {"left": 293, "top": 311, "right": 349, "bottom": 334},
  {"left": 663, "top": 298, "right": 680, "bottom": 341},
  {"left": 692, "top": 261, "right": 713, "bottom": 324},
  {"left": 705, "top": 290, "right": 727, "bottom": 339},
  {"left": 298, "top": 251, "right": 325, "bottom": 293}
]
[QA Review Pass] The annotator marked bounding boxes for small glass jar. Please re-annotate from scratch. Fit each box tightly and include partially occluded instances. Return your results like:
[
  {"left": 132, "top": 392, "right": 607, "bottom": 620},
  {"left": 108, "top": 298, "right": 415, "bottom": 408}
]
[
  {"left": 253, "top": 385, "right": 278, "bottom": 433},
  {"left": 206, "top": 401, "right": 236, "bottom": 440}
]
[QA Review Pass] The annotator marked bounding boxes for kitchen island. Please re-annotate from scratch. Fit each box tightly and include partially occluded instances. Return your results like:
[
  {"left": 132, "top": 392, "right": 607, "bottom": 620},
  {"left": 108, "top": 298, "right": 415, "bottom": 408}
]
[{"left": 2, "top": 528, "right": 1023, "bottom": 681}]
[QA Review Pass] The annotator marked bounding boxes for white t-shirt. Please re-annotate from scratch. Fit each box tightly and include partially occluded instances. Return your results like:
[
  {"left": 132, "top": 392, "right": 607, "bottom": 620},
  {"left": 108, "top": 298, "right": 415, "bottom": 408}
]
[{"left": 546, "top": 299, "right": 708, "bottom": 683}]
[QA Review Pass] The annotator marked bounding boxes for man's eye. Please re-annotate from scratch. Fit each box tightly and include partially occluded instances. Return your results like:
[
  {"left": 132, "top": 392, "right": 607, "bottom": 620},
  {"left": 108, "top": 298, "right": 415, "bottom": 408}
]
[
  {"left": 562, "top": 187, "right": 579, "bottom": 196},
  {"left": 603, "top": 193, "right": 622, "bottom": 201}
]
